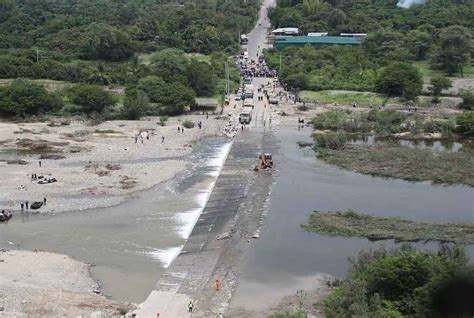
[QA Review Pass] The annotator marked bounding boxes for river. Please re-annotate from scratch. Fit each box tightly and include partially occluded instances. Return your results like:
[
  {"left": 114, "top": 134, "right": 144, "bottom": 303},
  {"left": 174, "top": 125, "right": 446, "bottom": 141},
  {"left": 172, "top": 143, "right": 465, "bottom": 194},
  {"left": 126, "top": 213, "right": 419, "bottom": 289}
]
[
  {"left": 231, "top": 127, "right": 474, "bottom": 311},
  {"left": 0, "top": 137, "right": 232, "bottom": 303}
]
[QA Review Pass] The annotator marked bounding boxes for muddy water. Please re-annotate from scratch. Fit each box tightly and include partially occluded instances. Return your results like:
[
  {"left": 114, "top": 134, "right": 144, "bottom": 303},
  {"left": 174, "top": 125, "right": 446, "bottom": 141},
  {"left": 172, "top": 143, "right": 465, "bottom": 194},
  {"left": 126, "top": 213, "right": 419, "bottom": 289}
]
[
  {"left": 231, "top": 127, "right": 474, "bottom": 311},
  {"left": 0, "top": 137, "right": 232, "bottom": 303}
]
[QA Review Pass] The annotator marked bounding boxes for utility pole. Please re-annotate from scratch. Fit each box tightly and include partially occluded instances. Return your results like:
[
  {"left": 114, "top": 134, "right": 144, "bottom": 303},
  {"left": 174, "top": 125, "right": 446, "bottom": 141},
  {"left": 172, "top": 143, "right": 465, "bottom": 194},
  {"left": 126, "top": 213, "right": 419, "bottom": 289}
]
[{"left": 279, "top": 52, "right": 282, "bottom": 75}]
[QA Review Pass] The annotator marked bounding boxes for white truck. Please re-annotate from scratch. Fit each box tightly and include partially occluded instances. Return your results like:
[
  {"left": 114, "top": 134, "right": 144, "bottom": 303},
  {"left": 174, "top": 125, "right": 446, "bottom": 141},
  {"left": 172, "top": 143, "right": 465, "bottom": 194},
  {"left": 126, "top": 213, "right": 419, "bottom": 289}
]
[
  {"left": 243, "top": 99, "right": 255, "bottom": 109},
  {"left": 244, "top": 84, "right": 254, "bottom": 99},
  {"left": 239, "top": 109, "right": 252, "bottom": 124}
]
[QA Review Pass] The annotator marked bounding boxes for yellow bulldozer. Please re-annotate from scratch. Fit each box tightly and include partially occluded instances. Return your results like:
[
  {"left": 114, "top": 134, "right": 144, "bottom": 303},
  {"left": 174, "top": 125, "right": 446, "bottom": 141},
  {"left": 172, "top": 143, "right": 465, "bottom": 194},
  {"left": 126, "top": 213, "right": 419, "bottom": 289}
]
[{"left": 254, "top": 153, "right": 274, "bottom": 171}]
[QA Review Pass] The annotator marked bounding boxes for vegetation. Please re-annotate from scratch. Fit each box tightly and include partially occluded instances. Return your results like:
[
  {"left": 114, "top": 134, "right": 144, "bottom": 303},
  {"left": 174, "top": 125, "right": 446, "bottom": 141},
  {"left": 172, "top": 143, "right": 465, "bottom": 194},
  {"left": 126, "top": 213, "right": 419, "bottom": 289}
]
[
  {"left": 455, "top": 112, "right": 474, "bottom": 135},
  {"left": 300, "top": 90, "right": 387, "bottom": 106},
  {"left": 303, "top": 211, "right": 474, "bottom": 244},
  {"left": 66, "top": 84, "right": 115, "bottom": 115},
  {"left": 266, "top": 0, "right": 473, "bottom": 96},
  {"left": 314, "top": 143, "right": 474, "bottom": 187},
  {"left": 182, "top": 120, "right": 196, "bottom": 129},
  {"left": 429, "top": 76, "right": 452, "bottom": 103},
  {"left": 460, "top": 90, "right": 474, "bottom": 110},
  {"left": 376, "top": 62, "right": 423, "bottom": 101},
  {"left": 312, "top": 110, "right": 457, "bottom": 137},
  {"left": 0, "top": 80, "right": 63, "bottom": 117},
  {"left": 323, "top": 245, "right": 474, "bottom": 317},
  {"left": 271, "top": 311, "right": 307, "bottom": 318}
]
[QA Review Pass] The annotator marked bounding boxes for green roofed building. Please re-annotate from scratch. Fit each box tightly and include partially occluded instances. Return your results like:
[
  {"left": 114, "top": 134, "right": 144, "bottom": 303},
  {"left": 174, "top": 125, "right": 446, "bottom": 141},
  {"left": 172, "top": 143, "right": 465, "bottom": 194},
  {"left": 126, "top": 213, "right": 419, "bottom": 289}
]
[{"left": 274, "top": 36, "right": 361, "bottom": 50}]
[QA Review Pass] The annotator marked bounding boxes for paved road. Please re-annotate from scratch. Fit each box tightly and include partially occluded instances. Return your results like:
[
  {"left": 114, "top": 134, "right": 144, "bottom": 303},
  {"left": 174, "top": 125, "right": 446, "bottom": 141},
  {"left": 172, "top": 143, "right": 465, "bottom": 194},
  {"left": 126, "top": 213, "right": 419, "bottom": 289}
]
[{"left": 134, "top": 1, "right": 277, "bottom": 317}]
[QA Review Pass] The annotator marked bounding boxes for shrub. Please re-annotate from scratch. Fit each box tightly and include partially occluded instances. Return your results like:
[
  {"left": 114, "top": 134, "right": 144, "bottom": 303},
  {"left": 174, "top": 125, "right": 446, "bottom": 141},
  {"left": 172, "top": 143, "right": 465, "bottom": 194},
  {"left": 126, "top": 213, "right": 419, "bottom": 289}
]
[
  {"left": 313, "top": 132, "right": 347, "bottom": 150},
  {"left": 313, "top": 111, "right": 348, "bottom": 130},
  {"left": 159, "top": 116, "right": 169, "bottom": 126},
  {"left": 459, "top": 90, "right": 474, "bottom": 110},
  {"left": 182, "top": 120, "right": 195, "bottom": 129},
  {"left": 455, "top": 112, "right": 474, "bottom": 134}
]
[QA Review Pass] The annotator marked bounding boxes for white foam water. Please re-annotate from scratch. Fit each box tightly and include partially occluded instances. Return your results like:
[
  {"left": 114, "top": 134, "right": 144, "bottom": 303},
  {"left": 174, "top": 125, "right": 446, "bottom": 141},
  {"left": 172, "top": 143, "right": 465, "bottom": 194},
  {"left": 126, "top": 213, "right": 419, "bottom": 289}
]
[
  {"left": 149, "top": 141, "right": 232, "bottom": 267},
  {"left": 145, "top": 246, "right": 183, "bottom": 268}
]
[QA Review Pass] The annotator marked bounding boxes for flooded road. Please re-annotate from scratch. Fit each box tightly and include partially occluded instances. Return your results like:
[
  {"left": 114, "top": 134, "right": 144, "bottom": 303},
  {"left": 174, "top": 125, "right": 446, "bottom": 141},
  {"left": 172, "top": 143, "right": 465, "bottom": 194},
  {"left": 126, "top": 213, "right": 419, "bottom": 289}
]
[
  {"left": 232, "top": 127, "right": 474, "bottom": 311},
  {"left": 0, "top": 137, "right": 231, "bottom": 303}
]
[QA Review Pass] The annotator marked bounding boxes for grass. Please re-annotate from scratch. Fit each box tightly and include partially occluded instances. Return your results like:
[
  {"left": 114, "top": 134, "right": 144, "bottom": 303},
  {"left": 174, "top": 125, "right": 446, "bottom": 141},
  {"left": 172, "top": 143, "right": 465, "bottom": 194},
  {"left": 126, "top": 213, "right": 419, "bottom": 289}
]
[
  {"left": 414, "top": 61, "right": 474, "bottom": 83},
  {"left": 0, "top": 79, "right": 67, "bottom": 92},
  {"left": 315, "top": 143, "right": 474, "bottom": 187},
  {"left": 300, "top": 90, "right": 386, "bottom": 106},
  {"left": 271, "top": 311, "right": 307, "bottom": 318},
  {"left": 303, "top": 211, "right": 474, "bottom": 244}
]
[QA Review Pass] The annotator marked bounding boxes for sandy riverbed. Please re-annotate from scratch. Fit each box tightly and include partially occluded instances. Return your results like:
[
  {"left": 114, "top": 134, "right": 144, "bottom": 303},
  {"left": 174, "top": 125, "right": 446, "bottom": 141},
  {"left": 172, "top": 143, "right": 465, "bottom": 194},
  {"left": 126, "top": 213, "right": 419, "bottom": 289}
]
[
  {"left": 0, "top": 113, "right": 237, "bottom": 214},
  {"left": 0, "top": 249, "right": 128, "bottom": 317}
]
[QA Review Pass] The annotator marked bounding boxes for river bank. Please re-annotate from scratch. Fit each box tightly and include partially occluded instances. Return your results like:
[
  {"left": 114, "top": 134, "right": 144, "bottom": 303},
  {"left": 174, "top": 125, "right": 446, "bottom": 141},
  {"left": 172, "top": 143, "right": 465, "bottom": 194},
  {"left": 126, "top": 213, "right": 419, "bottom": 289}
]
[
  {"left": 0, "top": 249, "right": 127, "bottom": 316},
  {"left": 0, "top": 112, "right": 237, "bottom": 215}
]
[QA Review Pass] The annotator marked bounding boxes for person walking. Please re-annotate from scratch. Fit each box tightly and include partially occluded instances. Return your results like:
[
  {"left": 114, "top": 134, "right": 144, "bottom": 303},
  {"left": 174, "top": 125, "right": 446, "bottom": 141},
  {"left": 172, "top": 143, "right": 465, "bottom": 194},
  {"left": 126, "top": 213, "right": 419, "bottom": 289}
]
[
  {"left": 162, "top": 136, "right": 165, "bottom": 143},
  {"left": 38, "top": 160, "right": 42, "bottom": 167},
  {"left": 188, "top": 300, "right": 193, "bottom": 313},
  {"left": 43, "top": 197, "right": 47, "bottom": 205},
  {"left": 20, "top": 203, "right": 24, "bottom": 211},
  {"left": 25, "top": 200, "right": 29, "bottom": 210},
  {"left": 215, "top": 279, "right": 220, "bottom": 291},
  {"left": 178, "top": 127, "right": 181, "bottom": 133}
]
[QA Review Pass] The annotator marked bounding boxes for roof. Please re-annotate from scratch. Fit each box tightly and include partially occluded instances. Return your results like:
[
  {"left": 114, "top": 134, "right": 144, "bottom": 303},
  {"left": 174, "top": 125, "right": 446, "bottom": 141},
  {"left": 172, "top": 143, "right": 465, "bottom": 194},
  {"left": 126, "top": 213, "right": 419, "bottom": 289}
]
[
  {"left": 274, "top": 36, "right": 361, "bottom": 50},
  {"left": 272, "top": 27, "right": 299, "bottom": 34},
  {"left": 307, "top": 32, "right": 328, "bottom": 37},
  {"left": 194, "top": 98, "right": 218, "bottom": 107}
]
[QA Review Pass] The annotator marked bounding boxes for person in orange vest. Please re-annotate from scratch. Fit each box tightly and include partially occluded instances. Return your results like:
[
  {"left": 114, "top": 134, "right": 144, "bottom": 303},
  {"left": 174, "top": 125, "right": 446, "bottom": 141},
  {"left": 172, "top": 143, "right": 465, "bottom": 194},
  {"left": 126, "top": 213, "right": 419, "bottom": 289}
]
[{"left": 215, "top": 279, "right": 221, "bottom": 291}]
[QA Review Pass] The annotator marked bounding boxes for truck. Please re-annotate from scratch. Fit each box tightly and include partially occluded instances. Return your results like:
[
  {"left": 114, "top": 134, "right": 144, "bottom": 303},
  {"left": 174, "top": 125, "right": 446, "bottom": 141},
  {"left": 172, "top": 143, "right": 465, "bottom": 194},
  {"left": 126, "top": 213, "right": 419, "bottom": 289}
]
[
  {"left": 243, "top": 99, "right": 255, "bottom": 109},
  {"left": 269, "top": 95, "right": 278, "bottom": 105},
  {"left": 244, "top": 84, "right": 254, "bottom": 99},
  {"left": 239, "top": 109, "right": 252, "bottom": 124}
]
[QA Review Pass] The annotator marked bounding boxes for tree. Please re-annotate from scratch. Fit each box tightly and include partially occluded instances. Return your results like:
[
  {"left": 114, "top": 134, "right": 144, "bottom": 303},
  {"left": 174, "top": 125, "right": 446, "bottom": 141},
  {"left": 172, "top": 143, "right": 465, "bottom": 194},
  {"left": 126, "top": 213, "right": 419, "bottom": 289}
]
[
  {"left": 0, "top": 80, "right": 63, "bottom": 117},
  {"left": 455, "top": 112, "right": 474, "bottom": 134},
  {"left": 122, "top": 88, "right": 149, "bottom": 120},
  {"left": 405, "top": 29, "right": 433, "bottom": 61},
  {"left": 150, "top": 48, "right": 188, "bottom": 83},
  {"left": 431, "top": 26, "right": 472, "bottom": 76},
  {"left": 80, "top": 23, "right": 136, "bottom": 61},
  {"left": 186, "top": 61, "right": 217, "bottom": 97},
  {"left": 376, "top": 62, "right": 423, "bottom": 101},
  {"left": 429, "top": 76, "right": 452, "bottom": 103},
  {"left": 136, "top": 76, "right": 166, "bottom": 103},
  {"left": 157, "top": 82, "right": 195, "bottom": 115},
  {"left": 67, "top": 84, "right": 115, "bottom": 114}
]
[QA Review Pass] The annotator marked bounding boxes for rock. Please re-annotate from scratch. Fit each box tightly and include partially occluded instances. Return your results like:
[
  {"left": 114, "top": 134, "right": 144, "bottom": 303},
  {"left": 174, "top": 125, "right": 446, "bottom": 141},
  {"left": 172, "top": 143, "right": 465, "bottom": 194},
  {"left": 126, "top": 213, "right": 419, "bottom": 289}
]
[
  {"left": 216, "top": 232, "right": 232, "bottom": 240},
  {"left": 297, "top": 141, "right": 313, "bottom": 148},
  {"left": 93, "top": 289, "right": 101, "bottom": 294}
]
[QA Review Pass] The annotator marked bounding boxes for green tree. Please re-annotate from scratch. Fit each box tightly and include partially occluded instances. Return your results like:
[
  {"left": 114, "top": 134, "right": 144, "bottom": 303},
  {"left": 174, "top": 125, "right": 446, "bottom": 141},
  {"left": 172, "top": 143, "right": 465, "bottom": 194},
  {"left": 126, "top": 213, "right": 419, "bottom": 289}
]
[
  {"left": 376, "top": 62, "right": 423, "bottom": 100},
  {"left": 186, "top": 61, "right": 217, "bottom": 97},
  {"left": 67, "top": 84, "right": 115, "bottom": 114},
  {"left": 150, "top": 48, "right": 188, "bottom": 83},
  {"left": 136, "top": 75, "right": 166, "bottom": 103},
  {"left": 429, "top": 76, "right": 452, "bottom": 103},
  {"left": 431, "top": 25, "right": 472, "bottom": 76},
  {"left": 122, "top": 88, "right": 149, "bottom": 120},
  {"left": 80, "top": 23, "right": 136, "bottom": 61},
  {"left": 157, "top": 82, "right": 196, "bottom": 115},
  {"left": 405, "top": 29, "right": 433, "bottom": 61},
  {"left": 0, "top": 80, "right": 63, "bottom": 117}
]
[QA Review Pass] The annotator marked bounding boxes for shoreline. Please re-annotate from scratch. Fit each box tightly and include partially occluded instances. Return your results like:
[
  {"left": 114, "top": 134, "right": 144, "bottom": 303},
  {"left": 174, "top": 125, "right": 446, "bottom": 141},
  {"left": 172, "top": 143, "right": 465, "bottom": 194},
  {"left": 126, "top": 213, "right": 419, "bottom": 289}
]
[{"left": 0, "top": 113, "right": 238, "bottom": 215}]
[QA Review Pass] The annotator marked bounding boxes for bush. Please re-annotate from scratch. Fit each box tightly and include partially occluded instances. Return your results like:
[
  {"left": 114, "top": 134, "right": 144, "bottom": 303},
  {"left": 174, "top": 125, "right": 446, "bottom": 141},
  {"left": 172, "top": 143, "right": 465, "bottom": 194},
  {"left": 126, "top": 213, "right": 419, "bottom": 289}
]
[
  {"left": 159, "top": 116, "right": 169, "bottom": 126},
  {"left": 313, "top": 111, "right": 348, "bottom": 130},
  {"left": 182, "top": 120, "right": 195, "bottom": 129},
  {"left": 313, "top": 132, "right": 347, "bottom": 150},
  {"left": 459, "top": 90, "right": 474, "bottom": 110},
  {"left": 324, "top": 246, "right": 473, "bottom": 317},
  {"left": 0, "top": 80, "right": 64, "bottom": 117},
  {"left": 376, "top": 62, "right": 423, "bottom": 101},
  {"left": 455, "top": 112, "right": 474, "bottom": 134},
  {"left": 67, "top": 84, "right": 115, "bottom": 115}
]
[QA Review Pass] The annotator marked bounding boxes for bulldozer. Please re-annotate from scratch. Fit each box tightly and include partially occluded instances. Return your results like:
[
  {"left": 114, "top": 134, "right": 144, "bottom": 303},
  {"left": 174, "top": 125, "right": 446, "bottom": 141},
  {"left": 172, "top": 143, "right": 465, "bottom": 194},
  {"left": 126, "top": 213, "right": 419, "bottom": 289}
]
[{"left": 254, "top": 153, "right": 274, "bottom": 171}]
